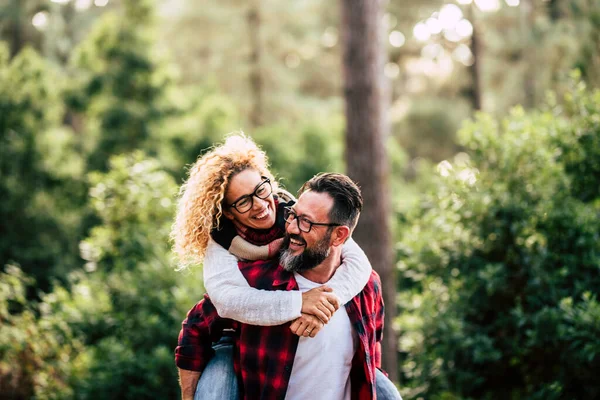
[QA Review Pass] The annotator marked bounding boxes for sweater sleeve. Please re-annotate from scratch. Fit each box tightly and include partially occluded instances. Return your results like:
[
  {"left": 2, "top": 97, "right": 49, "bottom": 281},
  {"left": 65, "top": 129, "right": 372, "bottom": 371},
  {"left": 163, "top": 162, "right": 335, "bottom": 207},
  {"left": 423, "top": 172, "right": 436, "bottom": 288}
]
[
  {"left": 327, "top": 237, "right": 373, "bottom": 305},
  {"left": 203, "top": 238, "right": 302, "bottom": 325}
]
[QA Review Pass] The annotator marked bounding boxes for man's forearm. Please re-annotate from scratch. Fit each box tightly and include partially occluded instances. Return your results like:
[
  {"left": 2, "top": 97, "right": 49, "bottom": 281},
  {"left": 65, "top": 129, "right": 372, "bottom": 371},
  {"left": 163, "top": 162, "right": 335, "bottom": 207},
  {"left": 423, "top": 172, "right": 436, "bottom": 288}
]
[{"left": 178, "top": 368, "right": 201, "bottom": 400}]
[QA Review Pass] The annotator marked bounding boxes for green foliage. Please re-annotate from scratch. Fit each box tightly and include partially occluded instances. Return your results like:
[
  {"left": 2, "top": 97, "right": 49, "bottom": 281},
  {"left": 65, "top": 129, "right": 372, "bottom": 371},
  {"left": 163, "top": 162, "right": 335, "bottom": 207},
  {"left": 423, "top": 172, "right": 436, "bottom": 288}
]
[
  {"left": 59, "top": 152, "right": 198, "bottom": 399},
  {"left": 0, "top": 265, "right": 82, "bottom": 399},
  {"left": 398, "top": 81, "right": 600, "bottom": 399},
  {"left": 252, "top": 117, "right": 345, "bottom": 192},
  {"left": 395, "top": 96, "right": 470, "bottom": 162},
  {"left": 556, "top": 74, "right": 600, "bottom": 202},
  {"left": 82, "top": 152, "right": 176, "bottom": 271},
  {"left": 155, "top": 87, "right": 241, "bottom": 181}
]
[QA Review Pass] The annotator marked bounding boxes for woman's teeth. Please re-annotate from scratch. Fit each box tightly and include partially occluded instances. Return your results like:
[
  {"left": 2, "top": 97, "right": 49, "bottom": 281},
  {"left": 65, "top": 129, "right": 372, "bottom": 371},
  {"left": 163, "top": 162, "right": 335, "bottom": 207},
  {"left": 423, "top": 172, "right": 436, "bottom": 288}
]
[{"left": 254, "top": 208, "right": 270, "bottom": 219}]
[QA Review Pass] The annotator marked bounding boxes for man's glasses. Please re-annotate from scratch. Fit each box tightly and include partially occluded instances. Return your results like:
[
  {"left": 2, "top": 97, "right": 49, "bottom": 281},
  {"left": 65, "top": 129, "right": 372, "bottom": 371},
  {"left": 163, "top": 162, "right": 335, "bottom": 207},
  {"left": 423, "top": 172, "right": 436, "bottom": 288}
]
[
  {"left": 283, "top": 207, "right": 341, "bottom": 233},
  {"left": 228, "top": 177, "right": 273, "bottom": 214}
]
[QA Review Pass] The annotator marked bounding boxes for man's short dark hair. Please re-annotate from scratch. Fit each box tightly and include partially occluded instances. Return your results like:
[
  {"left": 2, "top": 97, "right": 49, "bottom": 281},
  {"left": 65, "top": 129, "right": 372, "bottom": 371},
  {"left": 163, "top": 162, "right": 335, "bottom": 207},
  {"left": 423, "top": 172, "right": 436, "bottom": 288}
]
[{"left": 299, "top": 173, "right": 363, "bottom": 231}]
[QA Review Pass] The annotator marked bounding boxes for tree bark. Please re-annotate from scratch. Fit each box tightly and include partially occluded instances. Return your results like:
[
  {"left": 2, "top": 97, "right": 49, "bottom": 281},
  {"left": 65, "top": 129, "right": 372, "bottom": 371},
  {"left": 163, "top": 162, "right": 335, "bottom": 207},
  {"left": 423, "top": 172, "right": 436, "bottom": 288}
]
[
  {"left": 9, "top": 0, "right": 23, "bottom": 58},
  {"left": 247, "top": 0, "right": 263, "bottom": 128},
  {"left": 340, "top": 0, "right": 398, "bottom": 384},
  {"left": 521, "top": 0, "right": 536, "bottom": 108},
  {"left": 468, "top": 4, "right": 483, "bottom": 111}
]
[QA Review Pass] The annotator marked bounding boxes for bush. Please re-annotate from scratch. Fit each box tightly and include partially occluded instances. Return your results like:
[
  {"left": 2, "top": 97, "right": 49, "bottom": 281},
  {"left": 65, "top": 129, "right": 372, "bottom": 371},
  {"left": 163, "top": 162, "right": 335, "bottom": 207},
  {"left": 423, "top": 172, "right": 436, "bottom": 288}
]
[
  {"left": 397, "top": 78, "right": 600, "bottom": 399},
  {"left": 64, "top": 152, "right": 200, "bottom": 399},
  {"left": 0, "top": 265, "right": 82, "bottom": 399}
]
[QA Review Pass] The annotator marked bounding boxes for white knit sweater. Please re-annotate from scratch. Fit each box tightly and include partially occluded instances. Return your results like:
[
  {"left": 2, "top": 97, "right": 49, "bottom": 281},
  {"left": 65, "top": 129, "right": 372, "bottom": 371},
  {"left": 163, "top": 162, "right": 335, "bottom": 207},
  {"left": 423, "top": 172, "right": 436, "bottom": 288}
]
[{"left": 203, "top": 237, "right": 372, "bottom": 326}]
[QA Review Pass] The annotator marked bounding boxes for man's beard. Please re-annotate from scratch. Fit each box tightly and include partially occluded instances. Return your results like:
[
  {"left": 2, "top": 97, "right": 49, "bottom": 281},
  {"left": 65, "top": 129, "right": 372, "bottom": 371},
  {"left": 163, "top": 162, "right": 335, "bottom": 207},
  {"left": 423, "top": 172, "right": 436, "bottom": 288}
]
[{"left": 280, "top": 230, "right": 332, "bottom": 273}]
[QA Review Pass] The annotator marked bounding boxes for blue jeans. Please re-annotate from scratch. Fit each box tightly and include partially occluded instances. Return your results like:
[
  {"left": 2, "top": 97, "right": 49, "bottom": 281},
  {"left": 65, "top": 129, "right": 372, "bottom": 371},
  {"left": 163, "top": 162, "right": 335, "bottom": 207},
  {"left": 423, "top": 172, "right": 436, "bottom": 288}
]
[
  {"left": 195, "top": 339, "right": 402, "bottom": 400},
  {"left": 194, "top": 337, "right": 239, "bottom": 400},
  {"left": 375, "top": 368, "right": 403, "bottom": 400}
]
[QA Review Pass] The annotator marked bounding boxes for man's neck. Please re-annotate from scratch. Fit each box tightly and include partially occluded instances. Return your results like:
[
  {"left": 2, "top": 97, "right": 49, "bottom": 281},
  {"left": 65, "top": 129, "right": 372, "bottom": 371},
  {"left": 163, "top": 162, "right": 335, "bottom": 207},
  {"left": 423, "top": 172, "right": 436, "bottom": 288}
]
[{"left": 298, "top": 247, "right": 342, "bottom": 284}]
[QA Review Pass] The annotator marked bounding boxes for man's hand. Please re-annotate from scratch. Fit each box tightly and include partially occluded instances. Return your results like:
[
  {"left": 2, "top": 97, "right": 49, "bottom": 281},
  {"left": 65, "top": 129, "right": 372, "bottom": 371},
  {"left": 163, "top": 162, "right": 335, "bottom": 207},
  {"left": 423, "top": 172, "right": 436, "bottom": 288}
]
[
  {"left": 179, "top": 368, "right": 201, "bottom": 400},
  {"left": 301, "top": 285, "right": 340, "bottom": 323},
  {"left": 290, "top": 312, "right": 325, "bottom": 338}
]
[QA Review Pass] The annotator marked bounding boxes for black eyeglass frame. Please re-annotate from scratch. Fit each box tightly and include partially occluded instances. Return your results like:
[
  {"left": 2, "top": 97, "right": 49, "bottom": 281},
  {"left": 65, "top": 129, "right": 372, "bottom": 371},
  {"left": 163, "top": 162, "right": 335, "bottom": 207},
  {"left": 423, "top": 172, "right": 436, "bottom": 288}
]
[
  {"left": 227, "top": 177, "right": 273, "bottom": 214},
  {"left": 283, "top": 206, "right": 342, "bottom": 233}
]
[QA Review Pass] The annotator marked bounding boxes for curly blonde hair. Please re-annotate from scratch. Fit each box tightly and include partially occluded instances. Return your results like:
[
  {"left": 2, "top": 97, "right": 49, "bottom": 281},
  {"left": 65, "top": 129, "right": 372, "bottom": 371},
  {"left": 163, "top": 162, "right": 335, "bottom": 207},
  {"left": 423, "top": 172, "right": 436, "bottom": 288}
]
[{"left": 171, "top": 132, "right": 278, "bottom": 268}]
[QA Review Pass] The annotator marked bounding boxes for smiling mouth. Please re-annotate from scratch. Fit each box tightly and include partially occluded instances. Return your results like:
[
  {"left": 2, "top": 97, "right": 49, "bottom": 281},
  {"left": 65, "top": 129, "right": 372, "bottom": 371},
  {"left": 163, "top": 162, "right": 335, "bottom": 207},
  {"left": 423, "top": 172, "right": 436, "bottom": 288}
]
[
  {"left": 288, "top": 235, "right": 306, "bottom": 249},
  {"left": 253, "top": 207, "right": 271, "bottom": 220}
]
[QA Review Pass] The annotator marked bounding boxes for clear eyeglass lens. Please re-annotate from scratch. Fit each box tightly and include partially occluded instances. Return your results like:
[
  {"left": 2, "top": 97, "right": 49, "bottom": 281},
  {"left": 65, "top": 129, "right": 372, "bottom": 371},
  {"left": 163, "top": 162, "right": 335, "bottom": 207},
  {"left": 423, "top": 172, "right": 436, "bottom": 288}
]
[
  {"left": 284, "top": 209, "right": 312, "bottom": 232},
  {"left": 233, "top": 179, "right": 272, "bottom": 213},
  {"left": 298, "top": 218, "right": 311, "bottom": 232},
  {"left": 236, "top": 198, "right": 252, "bottom": 212},
  {"left": 256, "top": 184, "right": 268, "bottom": 197}
]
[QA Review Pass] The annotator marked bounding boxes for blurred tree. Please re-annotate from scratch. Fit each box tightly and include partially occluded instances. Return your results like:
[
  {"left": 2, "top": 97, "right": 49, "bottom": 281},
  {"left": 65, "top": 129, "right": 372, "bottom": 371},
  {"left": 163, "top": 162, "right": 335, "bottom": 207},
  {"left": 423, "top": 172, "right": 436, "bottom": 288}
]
[
  {"left": 0, "top": 0, "right": 113, "bottom": 63},
  {"left": 341, "top": 0, "right": 398, "bottom": 384},
  {"left": 466, "top": 3, "right": 483, "bottom": 110},
  {"left": 0, "top": 0, "right": 43, "bottom": 57},
  {"left": 64, "top": 0, "right": 242, "bottom": 179},
  {"left": 247, "top": 0, "right": 264, "bottom": 127},
  {"left": 65, "top": 0, "right": 177, "bottom": 171},
  {"left": 252, "top": 117, "right": 345, "bottom": 191},
  {"left": 158, "top": 0, "right": 343, "bottom": 127},
  {"left": 0, "top": 44, "right": 85, "bottom": 290}
]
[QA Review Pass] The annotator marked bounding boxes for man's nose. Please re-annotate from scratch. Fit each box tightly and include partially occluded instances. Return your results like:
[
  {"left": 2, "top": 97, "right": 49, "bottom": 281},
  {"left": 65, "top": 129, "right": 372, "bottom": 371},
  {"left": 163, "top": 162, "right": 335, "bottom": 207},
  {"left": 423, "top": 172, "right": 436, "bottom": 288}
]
[{"left": 286, "top": 217, "right": 300, "bottom": 235}]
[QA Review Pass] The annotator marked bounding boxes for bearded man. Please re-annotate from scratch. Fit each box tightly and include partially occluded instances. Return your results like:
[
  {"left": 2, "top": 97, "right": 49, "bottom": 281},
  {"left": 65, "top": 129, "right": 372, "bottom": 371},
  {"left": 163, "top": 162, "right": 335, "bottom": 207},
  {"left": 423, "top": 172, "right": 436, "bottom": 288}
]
[{"left": 176, "top": 173, "right": 401, "bottom": 400}]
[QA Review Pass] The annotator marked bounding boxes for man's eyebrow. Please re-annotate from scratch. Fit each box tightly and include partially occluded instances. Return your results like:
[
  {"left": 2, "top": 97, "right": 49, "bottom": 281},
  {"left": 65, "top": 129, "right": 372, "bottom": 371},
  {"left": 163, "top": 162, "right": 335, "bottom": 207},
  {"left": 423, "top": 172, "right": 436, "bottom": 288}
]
[{"left": 292, "top": 207, "right": 315, "bottom": 220}]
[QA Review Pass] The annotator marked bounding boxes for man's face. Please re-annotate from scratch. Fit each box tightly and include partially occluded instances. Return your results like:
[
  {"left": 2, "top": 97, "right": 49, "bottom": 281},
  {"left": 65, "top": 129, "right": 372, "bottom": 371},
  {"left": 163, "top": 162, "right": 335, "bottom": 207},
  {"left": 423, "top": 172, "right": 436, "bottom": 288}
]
[{"left": 280, "top": 191, "right": 336, "bottom": 272}]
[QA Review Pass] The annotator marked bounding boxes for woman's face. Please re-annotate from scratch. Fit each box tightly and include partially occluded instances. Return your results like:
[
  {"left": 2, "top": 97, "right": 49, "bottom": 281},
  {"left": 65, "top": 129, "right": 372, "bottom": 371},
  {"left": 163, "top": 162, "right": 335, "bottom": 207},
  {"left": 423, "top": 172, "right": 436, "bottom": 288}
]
[{"left": 223, "top": 169, "right": 277, "bottom": 230}]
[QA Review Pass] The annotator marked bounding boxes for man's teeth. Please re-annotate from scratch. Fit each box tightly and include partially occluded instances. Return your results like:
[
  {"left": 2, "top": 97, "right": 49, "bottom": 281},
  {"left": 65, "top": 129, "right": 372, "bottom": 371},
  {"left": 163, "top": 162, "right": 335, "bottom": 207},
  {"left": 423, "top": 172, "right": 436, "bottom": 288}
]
[{"left": 291, "top": 239, "right": 304, "bottom": 246}]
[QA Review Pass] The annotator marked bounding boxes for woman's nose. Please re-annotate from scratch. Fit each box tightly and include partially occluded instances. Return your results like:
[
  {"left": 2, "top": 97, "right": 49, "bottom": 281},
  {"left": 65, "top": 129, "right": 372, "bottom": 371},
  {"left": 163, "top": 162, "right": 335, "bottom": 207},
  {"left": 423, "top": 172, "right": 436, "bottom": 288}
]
[{"left": 252, "top": 195, "right": 268, "bottom": 210}]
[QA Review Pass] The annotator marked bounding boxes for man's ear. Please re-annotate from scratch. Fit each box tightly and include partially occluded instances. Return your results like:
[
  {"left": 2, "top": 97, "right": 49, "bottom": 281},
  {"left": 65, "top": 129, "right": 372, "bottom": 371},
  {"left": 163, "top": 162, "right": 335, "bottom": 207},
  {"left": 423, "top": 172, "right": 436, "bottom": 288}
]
[{"left": 331, "top": 225, "right": 351, "bottom": 247}]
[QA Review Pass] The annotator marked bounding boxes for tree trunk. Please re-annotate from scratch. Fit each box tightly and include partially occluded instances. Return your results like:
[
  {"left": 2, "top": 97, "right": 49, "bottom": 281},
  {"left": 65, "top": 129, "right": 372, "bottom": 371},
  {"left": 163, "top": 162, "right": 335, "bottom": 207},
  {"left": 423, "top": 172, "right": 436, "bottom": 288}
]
[
  {"left": 340, "top": 0, "right": 398, "bottom": 384},
  {"left": 468, "top": 4, "right": 483, "bottom": 111},
  {"left": 9, "top": 0, "right": 23, "bottom": 58},
  {"left": 521, "top": 0, "right": 536, "bottom": 108},
  {"left": 247, "top": 0, "right": 263, "bottom": 128}
]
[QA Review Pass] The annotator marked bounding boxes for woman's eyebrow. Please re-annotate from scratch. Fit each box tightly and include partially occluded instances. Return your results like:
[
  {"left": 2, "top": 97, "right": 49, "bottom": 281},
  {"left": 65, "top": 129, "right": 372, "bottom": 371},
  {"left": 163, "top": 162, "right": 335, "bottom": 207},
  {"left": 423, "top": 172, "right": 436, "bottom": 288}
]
[{"left": 231, "top": 180, "right": 263, "bottom": 204}]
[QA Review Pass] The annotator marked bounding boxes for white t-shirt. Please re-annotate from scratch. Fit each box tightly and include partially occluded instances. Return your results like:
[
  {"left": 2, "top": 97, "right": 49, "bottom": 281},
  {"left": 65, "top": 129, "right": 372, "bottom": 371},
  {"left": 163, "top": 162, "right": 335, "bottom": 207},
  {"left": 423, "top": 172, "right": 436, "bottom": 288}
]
[{"left": 285, "top": 273, "right": 359, "bottom": 400}]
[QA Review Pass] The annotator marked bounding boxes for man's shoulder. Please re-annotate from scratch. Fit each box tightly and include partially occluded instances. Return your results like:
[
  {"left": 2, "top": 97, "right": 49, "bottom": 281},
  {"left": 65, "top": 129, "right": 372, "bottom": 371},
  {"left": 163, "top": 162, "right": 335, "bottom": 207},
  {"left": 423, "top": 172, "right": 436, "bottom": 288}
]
[
  {"left": 360, "top": 270, "right": 383, "bottom": 299},
  {"left": 367, "top": 270, "right": 382, "bottom": 290}
]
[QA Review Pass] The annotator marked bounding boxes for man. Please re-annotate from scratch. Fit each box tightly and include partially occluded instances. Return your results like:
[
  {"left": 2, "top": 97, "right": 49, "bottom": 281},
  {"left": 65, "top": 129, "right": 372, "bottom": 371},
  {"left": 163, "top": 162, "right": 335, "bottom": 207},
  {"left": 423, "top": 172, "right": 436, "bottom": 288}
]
[{"left": 176, "top": 173, "right": 397, "bottom": 399}]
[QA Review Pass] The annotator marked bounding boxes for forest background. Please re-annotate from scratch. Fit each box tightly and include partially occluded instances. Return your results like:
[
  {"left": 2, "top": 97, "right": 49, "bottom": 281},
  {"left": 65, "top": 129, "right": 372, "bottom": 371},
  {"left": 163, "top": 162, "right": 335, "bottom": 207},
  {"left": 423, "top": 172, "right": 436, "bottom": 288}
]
[{"left": 1, "top": 0, "right": 600, "bottom": 399}]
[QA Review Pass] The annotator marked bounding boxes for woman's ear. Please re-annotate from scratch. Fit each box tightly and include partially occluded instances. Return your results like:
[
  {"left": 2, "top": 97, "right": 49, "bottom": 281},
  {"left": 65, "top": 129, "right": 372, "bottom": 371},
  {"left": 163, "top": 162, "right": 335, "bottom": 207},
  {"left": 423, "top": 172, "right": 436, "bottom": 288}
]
[
  {"left": 223, "top": 207, "right": 235, "bottom": 221},
  {"left": 332, "top": 225, "right": 351, "bottom": 247}
]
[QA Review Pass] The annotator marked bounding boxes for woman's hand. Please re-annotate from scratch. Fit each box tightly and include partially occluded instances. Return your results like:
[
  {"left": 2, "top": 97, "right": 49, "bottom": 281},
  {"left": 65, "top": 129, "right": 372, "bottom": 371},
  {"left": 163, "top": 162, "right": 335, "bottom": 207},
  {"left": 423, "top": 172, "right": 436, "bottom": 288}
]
[
  {"left": 290, "top": 313, "right": 325, "bottom": 338},
  {"left": 301, "top": 285, "right": 340, "bottom": 323}
]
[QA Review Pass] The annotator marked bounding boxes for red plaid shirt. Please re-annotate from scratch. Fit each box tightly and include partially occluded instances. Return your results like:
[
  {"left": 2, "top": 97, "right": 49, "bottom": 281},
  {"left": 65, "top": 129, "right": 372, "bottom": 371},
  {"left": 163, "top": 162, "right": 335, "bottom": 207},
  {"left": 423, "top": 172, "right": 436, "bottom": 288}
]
[{"left": 175, "top": 259, "right": 385, "bottom": 400}]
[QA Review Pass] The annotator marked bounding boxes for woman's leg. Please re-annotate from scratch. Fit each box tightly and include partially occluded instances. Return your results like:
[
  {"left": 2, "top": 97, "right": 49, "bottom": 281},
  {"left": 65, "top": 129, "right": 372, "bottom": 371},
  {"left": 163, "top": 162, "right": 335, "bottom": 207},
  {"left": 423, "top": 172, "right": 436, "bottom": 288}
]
[
  {"left": 194, "top": 337, "right": 239, "bottom": 400},
  {"left": 375, "top": 368, "right": 402, "bottom": 400}
]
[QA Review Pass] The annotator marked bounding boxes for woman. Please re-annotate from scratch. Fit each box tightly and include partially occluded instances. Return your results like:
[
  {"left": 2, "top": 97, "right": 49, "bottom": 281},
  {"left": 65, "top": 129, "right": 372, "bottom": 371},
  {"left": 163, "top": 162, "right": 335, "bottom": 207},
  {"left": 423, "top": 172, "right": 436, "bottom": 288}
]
[{"left": 172, "top": 133, "right": 400, "bottom": 399}]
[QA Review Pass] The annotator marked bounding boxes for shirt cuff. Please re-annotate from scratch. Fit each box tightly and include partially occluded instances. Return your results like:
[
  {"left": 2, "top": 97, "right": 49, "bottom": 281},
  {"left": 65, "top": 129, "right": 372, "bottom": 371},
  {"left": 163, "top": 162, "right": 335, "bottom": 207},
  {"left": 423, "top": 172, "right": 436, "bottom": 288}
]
[
  {"left": 291, "top": 290, "right": 303, "bottom": 318},
  {"left": 175, "top": 345, "right": 213, "bottom": 373}
]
